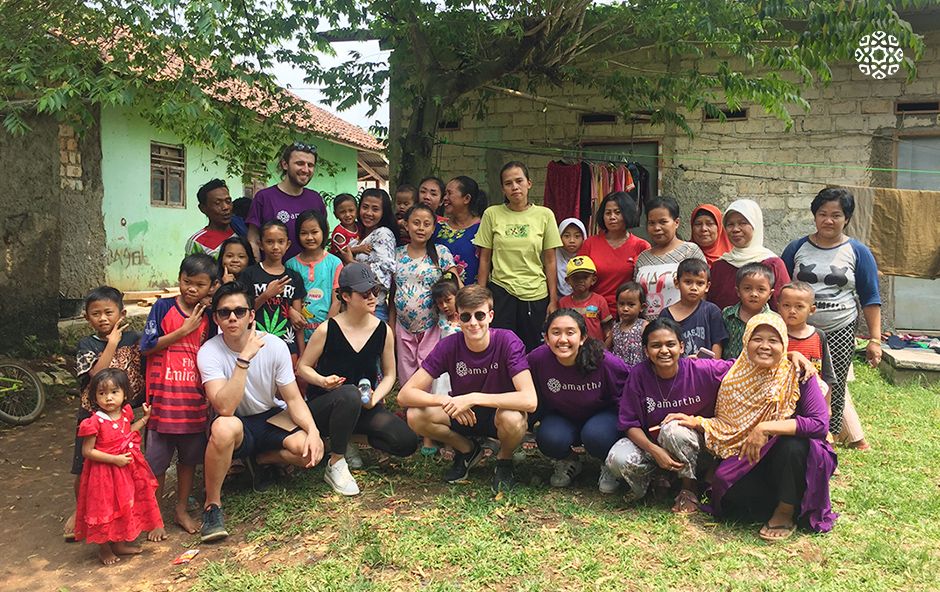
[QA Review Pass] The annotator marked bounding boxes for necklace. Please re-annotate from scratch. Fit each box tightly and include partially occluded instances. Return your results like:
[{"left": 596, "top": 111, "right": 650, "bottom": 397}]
[{"left": 653, "top": 367, "right": 679, "bottom": 403}]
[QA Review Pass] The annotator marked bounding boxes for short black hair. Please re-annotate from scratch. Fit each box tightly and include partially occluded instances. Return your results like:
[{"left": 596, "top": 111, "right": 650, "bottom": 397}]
[
  {"left": 332, "top": 193, "right": 357, "bottom": 212},
  {"left": 736, "top": 261, "right": 775, "bottom": 287},
  {"left": 431, "top": 276, "right": 460, "bottom": 302},
  {"left": 811, "top": 187, "right": 855, "bottom": 223},
  {"left": 295, "top": 208, "right": 330, "bottom": 249},
  {"left": 86, "top": 368, "right": 132, "bottom": 411},
  {"left": 642, "top": 317, "right": 684, "bottom": 347},
  {"left": 180, "top": 253, "right": 219, "bottom": 282},
  {"left": 232, "top": 197, "right": 251, "bottom": 219},
  {"left": 84, "top": 286, "right": 124, "bottom": 311},
  {"left": 596, "top": 191, "right": 641, "bottom": 232},
  {"left": 676, "top": 257, "right": 710, "bottom": 280},
  {"left": 211, "top": 280, "right": 255, "bottom": 312},
  {"left": 646, "top": 195, "right": 680, "bottom": 220},
  {"left": 197, "top": 178, "right": 227, "bottom": 206},
  {"left": 395, "top": 184, "right": 418, "bottom": 201}
]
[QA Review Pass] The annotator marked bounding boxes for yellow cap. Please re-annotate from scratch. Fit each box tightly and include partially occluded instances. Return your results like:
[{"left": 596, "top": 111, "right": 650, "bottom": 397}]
[{"left": 566, "top": 255, "right": 597, "bottom": 278}]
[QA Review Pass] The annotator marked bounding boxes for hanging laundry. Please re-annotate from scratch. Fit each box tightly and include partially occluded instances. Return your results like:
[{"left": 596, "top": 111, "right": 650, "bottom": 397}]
[{"left": 544, "top": 160, "right": 582, "bottom": 223}]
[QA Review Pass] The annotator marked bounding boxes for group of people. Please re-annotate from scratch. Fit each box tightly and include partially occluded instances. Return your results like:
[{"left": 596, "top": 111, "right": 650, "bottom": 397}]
[{"left": 65, "top": 141, "right": 883, "bottom": 565}]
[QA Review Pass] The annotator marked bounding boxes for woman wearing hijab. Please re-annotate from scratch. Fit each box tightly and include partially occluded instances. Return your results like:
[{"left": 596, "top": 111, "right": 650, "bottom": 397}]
[
  {"left": 707, "top": 199, "right": 790, "bottom": 310},
  {"left": 690, "top": 204, "right": 733, "bottom": 266},
  {"left": 556, "top": 218, "right": 587, "bottom": 298},
  {"left": 663, "top": 313, "right": 837, "bottom": 541}
]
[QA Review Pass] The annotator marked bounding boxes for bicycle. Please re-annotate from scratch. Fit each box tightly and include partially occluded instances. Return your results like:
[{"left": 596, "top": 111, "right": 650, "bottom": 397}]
[{"left": 0, "top": 359, "right": 46, "bottom": 426}]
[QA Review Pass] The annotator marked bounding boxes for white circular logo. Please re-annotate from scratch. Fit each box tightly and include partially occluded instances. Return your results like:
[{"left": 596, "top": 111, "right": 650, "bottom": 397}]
[
  {"left": 547, "top": 378, "right": 561, "bottom": 393},
  {"left": 276, "top": 210, "right": 291, "bottom": 223},
  {"left": 646, "top": 397, "right": 656, "bottom": 414},
  {"left": 855, "top": 31, "right": 903, "bottom": 80},
  {"left": 455, "top": 362, "right": 468, "bottom": 377}
]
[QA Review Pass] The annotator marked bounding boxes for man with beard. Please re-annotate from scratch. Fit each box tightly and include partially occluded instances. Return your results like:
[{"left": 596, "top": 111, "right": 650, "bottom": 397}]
[{"left": 246, "top": 142, "right": 326, "bottom": 261}]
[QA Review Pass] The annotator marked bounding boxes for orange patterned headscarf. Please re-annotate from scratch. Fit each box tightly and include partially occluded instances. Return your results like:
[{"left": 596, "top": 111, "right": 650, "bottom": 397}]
[{"left": 702, "top": 313, "right": 801, "bottom": 459}]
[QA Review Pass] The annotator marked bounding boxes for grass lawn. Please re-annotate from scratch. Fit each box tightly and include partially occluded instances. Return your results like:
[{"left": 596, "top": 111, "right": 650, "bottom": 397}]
[{"left": 192, "top": 364, "right": 939, "bottom": 591}]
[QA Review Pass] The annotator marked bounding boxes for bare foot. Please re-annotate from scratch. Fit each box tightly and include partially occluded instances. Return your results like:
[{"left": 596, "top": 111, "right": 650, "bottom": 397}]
[
  {"left": 671, "top": 489, "right": 698, "bottom": 514},
  {"left": 111, "top": 541, "right": 143, "bottom": 555},
  {"left": 174, "top": 505, "right": 200, "bottom": 534},
  {"left": 147, "top": 527, "right": 167, "bottom": 542},
  {"left": 98, "top": 544, "right": 120, "bottom": 566},
  {"left": 64, "top": 512, "right": 76, "bottom": 541},
  {"left": 847, "top": 438, "right": 871, "bottom": 451}
]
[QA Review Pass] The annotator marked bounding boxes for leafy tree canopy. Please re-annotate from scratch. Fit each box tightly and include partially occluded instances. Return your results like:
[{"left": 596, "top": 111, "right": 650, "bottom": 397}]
[{"left": 0, "top": 0, "right": 929, "bottom": 181}]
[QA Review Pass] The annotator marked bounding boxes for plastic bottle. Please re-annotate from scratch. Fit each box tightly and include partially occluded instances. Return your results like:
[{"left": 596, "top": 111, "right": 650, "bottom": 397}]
[{"left": 357, "top": 378, "right": 372, "bottom": 405}]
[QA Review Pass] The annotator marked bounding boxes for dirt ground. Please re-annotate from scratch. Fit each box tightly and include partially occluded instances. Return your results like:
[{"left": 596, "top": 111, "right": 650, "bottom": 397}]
[{"left": 0, "top": 385, "right": 235, "bottom": 592}]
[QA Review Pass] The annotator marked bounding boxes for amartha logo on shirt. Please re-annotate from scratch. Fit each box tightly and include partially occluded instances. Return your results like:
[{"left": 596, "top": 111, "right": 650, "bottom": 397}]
[
  {"left": 646, "top": 394, "right": 702, "bottom": 414},
  {"left": 548, "top": 379, "right": 601, "bottom": 394},
  {"left": 455, "top": 361, "right": 500, "bottom": 377},
  {"left": 276, "top": 210, "right": 291, "bottom": 223}
]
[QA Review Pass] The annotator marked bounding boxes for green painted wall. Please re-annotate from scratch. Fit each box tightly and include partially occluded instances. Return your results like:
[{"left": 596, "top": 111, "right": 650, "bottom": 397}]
[{"left": 99, "top": 106, "right": 359, "bottom": 290}]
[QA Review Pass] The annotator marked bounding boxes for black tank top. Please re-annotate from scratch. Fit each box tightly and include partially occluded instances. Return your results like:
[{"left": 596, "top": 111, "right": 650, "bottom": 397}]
[{"left": 308, "top": 318, "right": 386, "bottom": 398}]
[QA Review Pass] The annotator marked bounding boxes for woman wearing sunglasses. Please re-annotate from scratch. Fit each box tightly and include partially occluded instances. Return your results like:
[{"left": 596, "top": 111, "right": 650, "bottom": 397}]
[{"left": 296, "top": 263, "right": 418, "bottom": 496}]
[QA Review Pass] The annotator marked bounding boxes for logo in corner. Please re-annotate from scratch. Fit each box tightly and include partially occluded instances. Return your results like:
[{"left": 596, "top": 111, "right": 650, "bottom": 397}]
[{"left": 854, "top": 31, "right": 903, "bottom": 80}]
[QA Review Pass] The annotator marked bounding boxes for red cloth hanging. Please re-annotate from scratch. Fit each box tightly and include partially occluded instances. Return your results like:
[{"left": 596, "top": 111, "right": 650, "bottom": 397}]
[{"left": 544, "top": 161, "right": 582, "bottom": 222}]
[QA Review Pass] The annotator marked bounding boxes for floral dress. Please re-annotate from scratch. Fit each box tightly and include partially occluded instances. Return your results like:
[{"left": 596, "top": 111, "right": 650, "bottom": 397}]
[
  {"left": 611, "top": 318, "right": 647, "bottom": 366},
  {"left": 434, "top": 221, "right": 480, "bottom": 284},
  {"left": 394, "top": 244, "right": 456, "bottom": 334},
  {"left": 75, "top": 405, "right": 163, "bottom": 544}
]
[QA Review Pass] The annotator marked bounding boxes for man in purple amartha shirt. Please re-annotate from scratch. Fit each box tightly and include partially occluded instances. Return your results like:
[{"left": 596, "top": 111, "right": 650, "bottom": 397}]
[
  {"left": 398, "top": 284, "right": 537, "bottom": 493},
  {"left": 246, "top": 142, "right": 326, "bottom": 261}
]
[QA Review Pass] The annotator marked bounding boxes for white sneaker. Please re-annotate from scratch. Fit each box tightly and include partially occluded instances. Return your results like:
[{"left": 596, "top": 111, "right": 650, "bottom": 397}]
[
  {"left": 598, "top": 465, "right": 620, "bottom": 494},
  {"left": 550, "top": 459, "right": 583, "bottom": 487},
  {"left": 325, "top": 458, "right": 360, "bottom": 496},
  {"left": 345, "top": 443, "right": 364, "bottom": 469}
]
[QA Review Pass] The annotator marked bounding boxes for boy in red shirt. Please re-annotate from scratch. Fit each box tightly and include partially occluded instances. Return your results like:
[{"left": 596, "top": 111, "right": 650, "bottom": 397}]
[
  {"left": 558, "top": 256, "right": 612, "bottom": 342},
  {"left": 778, "top": 281, "right": 836, "bottom": 395},
  {"left": 140, "top": 253, "right": 218, "bottom": 539}
]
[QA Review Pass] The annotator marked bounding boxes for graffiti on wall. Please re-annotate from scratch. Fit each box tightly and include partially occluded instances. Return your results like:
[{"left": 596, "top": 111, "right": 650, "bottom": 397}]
[{"left": 108, "top": 246, "right": 148, "bottom": 268}]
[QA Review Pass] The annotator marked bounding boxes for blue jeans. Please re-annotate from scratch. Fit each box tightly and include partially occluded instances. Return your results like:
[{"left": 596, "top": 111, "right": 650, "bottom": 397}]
[{"left": 536, "top": 409, "right": 620, "bottom": 460}]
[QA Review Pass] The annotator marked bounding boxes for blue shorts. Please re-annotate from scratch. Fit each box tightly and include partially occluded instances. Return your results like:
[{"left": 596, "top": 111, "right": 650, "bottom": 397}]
[{"left": 231, "top": 408, "right": 298, "bottom": 459}]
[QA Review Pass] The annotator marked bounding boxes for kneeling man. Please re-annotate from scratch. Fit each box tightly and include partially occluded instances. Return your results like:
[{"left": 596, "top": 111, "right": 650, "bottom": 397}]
[
  {"left": 197, "top": 281, "right": 323, "bottom": 542},
  {"left": 399, "top": 285, "right": 536, "bottom": 492}
]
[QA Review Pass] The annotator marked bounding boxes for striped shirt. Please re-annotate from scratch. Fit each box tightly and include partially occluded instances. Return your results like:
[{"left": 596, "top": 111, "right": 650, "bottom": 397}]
[{"left": 141, "top": 298, "right": 210, "bottom": 434}]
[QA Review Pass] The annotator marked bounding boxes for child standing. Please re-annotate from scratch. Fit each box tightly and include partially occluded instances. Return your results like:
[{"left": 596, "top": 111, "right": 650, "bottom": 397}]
[
  {"left": 391, "top": 204, "right": 456, "bottom": 385},
  {"left": 65, "top": 286, "right": 145, "bottom": 541},
  {"left": 395, "top": 184, "right": 418, "bottom": 244},
  {"left": 330, "top": 194, "right": 361, "bottom": 256},
  {"left": 423, "top": 275, "right": 462, "bottom": 456},
  {"left": 607, "top": 282, "right": 647, "bottom": 366},
  {"left": 721, "top": 262, "right": 774, "bottom": 359},
  {"left": 556, "top": 218, "right": 586, "bottom": 297},
  {"left": 558, "top": 256, "right": 612, "bottom": 342},
  {"left": 141, "top": 253, "right": 218, "bottom": 539},
  {"left": 286, "top": 209, "right": 343, "bottom": 342},
  {"left": 660, "top": 258, "right": 727, "bottom": 358},
  {"left": 75, "top": 369, "right": 162, "bottom": 565},
  {"left": 240, "top": 220, "right": 308, "bottom": 355},
  {"left": 778, "top": 281, "right": 837, "bottom": 389},
  {"left": 218, "top": 236, "right": 256, "bottom": 283}
]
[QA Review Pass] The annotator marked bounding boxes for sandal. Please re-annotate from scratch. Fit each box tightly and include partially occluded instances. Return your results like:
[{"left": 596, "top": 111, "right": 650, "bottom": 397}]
[
  {"left": 671, "top": 489, "right": 699, "bottom": 514},
  {"left": 758, "top": 522, "right": 796, "bottom": 542}
]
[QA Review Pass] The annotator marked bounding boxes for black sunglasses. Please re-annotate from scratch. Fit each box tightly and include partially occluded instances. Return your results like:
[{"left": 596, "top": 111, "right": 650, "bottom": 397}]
[
  {"left": 459, "top": 311, "right": 488, "bottom": 323},
  {"left": 354, "top": 286, "right": 381, "bottom": 298},
  {"left": 292, "top": 142, "right": 318, "bottom": 154},
  {"left": 215, "top": 307, "right": 251, "bottom": 319}
]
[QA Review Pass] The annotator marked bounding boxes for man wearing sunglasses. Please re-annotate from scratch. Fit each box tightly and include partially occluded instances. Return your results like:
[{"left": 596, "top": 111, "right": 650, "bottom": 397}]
[
  {"left": 246, "top": 142, "right": 326, "bottom": 261},
  {"left": 197, "top": 281, "right": 324, "bottom": 542},
  {"left": 398, "top": 284, "right": 537, "bottom": 493}
]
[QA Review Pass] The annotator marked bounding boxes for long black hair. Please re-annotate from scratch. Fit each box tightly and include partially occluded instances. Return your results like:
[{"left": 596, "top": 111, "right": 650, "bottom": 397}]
[
  {"left": 544, "top": 308, "right": 605, "bottom": 374},
  {"left": 217, "top": 236, "right": 256, "bottom": 279},
  {"left": 641, "top": 317, "right": 683, "bottom": 347},
  {"left": 450, "top": 175, "right": 488, "bottom": 217},
  {"left": 358, "top": 188, "right": 400, "bottom": 244},
  {"left": 295, "top": 208, "right": 330, "bottom": 252},
  {"left": 404, "top": 203, "right": 440, "bottom": 267}
]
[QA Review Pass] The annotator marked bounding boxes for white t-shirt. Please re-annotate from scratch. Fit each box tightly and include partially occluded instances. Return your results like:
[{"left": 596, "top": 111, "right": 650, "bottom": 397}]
[{"left": 197, "top": 333, "right": 296, "bottom": 417}]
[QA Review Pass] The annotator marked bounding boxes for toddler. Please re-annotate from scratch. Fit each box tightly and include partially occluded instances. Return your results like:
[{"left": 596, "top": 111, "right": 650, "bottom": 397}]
[{"left": 607, "top": 282, "right": 647, "bottom": 365}]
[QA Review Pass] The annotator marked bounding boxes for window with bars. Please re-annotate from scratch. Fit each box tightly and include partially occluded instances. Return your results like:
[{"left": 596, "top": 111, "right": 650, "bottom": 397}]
[
  {"left": 150, "top": 143, "right": 185, "bottom": 207},
  {"left": 242, "top": 163, "right": 269, "bottom": 198}
]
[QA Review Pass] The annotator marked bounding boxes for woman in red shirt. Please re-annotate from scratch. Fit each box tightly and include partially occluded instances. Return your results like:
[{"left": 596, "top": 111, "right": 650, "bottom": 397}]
[{"left": 577, "top": 191, "right": 649, "bottom": 311}]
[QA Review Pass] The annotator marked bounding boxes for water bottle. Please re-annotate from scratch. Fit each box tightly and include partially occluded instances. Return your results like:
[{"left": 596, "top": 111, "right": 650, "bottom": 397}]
[{"left": 357, "top": 378, "right": 372, "bottom": 405}]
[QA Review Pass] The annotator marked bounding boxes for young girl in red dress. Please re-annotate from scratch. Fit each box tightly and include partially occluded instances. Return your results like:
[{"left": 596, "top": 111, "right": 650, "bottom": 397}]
[{"left": 75, "top": 368, "right": 163, "bottom": 565}]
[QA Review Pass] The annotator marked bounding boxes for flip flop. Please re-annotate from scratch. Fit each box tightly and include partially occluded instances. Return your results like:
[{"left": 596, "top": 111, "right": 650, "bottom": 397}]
[
  {"left": 759, "top": 522, "right": 796, "bottom": 542},
  {"left": 671, "top": 489, "right": 699, "bottom": 514}
]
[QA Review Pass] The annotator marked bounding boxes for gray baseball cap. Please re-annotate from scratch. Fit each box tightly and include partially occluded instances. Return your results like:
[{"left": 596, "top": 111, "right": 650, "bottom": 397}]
[{"left": 338, "top": 262, "right": 379, "bottom": 292}]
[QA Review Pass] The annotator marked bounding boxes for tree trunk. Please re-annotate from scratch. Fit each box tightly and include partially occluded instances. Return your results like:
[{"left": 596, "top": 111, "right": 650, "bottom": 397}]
[{"left": 395, "top": 93, "right": 445, "bottom": 187}]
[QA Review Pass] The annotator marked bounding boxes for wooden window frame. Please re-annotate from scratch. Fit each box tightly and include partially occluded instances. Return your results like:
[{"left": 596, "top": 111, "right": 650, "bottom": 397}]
[{"left": 150, "top": 142, "right": 186, "bottom": 208}]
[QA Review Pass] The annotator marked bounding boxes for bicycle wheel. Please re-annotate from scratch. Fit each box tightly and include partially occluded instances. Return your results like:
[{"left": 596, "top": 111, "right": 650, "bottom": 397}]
[{"left": 0, "top": 361, "right": 46, "bottom": 426}]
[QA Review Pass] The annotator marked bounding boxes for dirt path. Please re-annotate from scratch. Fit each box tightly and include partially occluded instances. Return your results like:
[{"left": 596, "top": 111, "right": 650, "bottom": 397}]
[{"left": 0, "top": 392, "right": 233, "bottom": 592}]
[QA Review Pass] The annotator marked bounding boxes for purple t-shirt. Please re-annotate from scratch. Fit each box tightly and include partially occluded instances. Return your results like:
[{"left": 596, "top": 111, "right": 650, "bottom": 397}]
[
  {"left": 618, "top": 358, "right": 733, "bottom": 438},
  {"left": 247, "top": 185, "right": 327, "bottom": 260},
  {"left": 527, "top": 345, "right": 630, "bottom": 423},
  {"left": 660, "top": 300, "right": 729, "bottom": 357},
  {"left": 422, "top": 329, "right": 529, "bottom": 397}
]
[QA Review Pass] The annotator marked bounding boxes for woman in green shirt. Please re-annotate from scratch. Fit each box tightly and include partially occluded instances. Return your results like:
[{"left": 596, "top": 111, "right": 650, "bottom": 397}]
[{"left": 475, "top": 161, "right": 563, "bottom": 352}]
